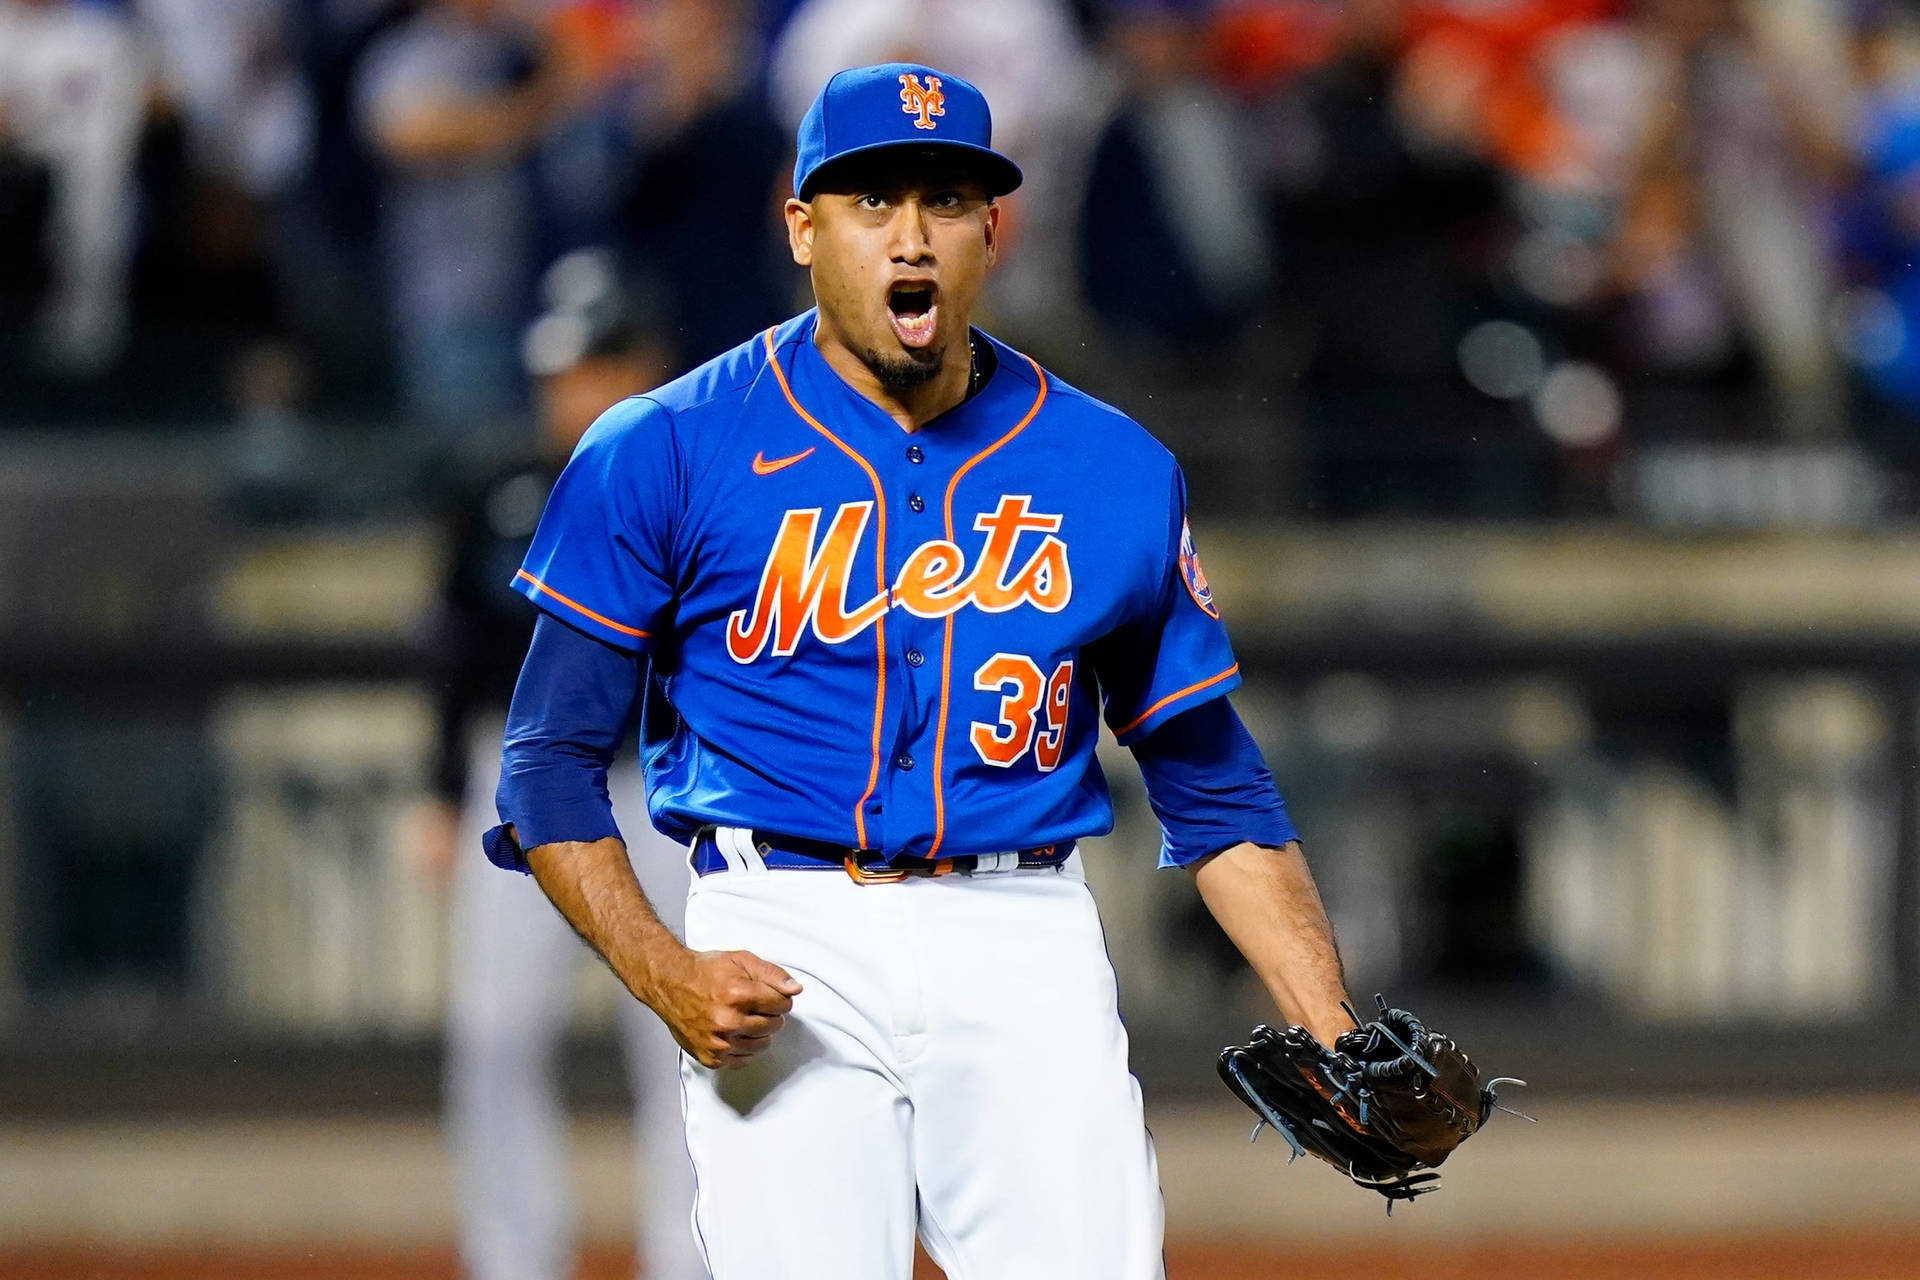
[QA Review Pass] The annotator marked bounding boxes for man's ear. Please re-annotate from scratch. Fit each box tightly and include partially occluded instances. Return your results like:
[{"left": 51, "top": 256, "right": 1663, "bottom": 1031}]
[
  {"left": 983, "top": 199, "right": 1001, "bottom": 268},
  {"left": 785, "top": 198, "right": 815, "bottom": 267}
]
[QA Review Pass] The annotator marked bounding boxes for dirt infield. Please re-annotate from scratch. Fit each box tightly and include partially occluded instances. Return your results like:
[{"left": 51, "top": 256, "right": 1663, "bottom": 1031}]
[{"left": 8, "top": 1235, "right": 1920, "bottom": 1280}]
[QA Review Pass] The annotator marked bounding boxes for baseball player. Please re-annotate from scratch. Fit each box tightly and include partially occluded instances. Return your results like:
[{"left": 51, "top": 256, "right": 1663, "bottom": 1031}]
[
  {"left": 485, "top": 64, "right": 1353, "bottom": 1279},
  {"left": 415, "top": 253, "right": 703, "bottom": 1280}
]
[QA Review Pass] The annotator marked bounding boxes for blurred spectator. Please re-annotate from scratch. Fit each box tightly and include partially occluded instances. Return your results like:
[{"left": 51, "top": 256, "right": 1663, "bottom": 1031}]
[
  {"left": 132, "top": 0, "right": 311, "bottom": 198},
  {"left": 1258, "top": 0, "right": 1508, "bottom": 390},
  {"left": 1077, "top": 0, "right": 1275, "bottom": 356},
  {"left": 615, "top": 0, "right": 791, "bottom": 369},
  {"left": 405, "top": 248, "right": 697, "bottom": 1280},
  {"left": 528, "top": 0, "right": 636, "bottom": 255},
  {"left": 768, "top": 0, "right": 1098, "bottom": 336},
  {"left": 355, "top": 0, "right": 562, "bottom": 452},
  {"left": 1390, "top": 0, "right": 1615, "bottom": 190},
  {"left": 120, "top": 0, "right": 317, "bottom": 427},
  {"left": 1603, "top": 0, "right": 1848, "bottom": 439},
  {"left": 227, "top": 0, "right": 413, "bottom": 421},
  {"left": 1385, "top": 0, "right": 1642, "bottom": 475},
  {"left": 1226, "top": 0, "right": 1538, "bottom": 513},
  {"left": 0, "top": 0, "right": 145, "bottom": 378}
]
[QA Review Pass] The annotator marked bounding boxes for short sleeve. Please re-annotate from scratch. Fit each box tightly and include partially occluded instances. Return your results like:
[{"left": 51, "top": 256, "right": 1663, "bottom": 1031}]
[
  {"left": 513, "top": 396, "right": 680, "bottom": 652},
  {"left": 1089, "top": 467, "right": 1240, "bottom": 746}
]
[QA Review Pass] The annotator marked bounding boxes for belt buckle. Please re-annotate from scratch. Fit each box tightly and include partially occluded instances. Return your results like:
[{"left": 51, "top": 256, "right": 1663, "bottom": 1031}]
[{"left": 844, "top": 853, "right": 908, "bottom": 885}]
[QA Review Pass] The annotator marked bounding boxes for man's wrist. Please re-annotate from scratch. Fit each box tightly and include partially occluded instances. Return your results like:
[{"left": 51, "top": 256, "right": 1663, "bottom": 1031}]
[
  {"left": 1258, "top": 977, "right": 1349, "bottom": 1047},
  {"left": 1305, "top": 1010, "right": 1354, "bottom": 1050},
  {"left": 625, "top": 933, "right": 695, "bottom": 1012}
]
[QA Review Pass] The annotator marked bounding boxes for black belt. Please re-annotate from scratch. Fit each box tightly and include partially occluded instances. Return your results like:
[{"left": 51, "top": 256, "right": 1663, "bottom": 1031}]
[{"left": 693, "top": 827, "right": 1075, "bottom": 881}]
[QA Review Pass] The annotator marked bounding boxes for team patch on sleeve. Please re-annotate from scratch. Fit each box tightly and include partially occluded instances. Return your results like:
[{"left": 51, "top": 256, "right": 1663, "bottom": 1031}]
[{"left": 1179, "top": 518, "right": 1219, "bottom": 619}]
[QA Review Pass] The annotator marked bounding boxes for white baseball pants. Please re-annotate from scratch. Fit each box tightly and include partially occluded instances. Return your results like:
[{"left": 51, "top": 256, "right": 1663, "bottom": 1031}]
[
  {"left": 448, "top": 732, "right": 704, "bottom": 1280},
  {"left": 679, "top": 853, "right": 1167, "bottom": 1280}
]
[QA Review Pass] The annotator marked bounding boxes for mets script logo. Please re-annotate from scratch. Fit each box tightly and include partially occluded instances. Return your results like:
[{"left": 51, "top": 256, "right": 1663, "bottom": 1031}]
[
  {"left": 1179, "top": 518, "right": 1218, "bottom": 619},
  {"left": 727, "top": 495, "right": 1070, "bottom": 663},
  {"left": 899, "top": 73, "right": 945, "bottom": 131}
]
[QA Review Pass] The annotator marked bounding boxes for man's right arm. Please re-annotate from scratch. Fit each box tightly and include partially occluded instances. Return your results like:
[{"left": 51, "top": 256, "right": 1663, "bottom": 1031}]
[
  {"left": 526, "top": 835, "right": 800, "bottom": 1069},
  {"left": 496, "top": 613, "right": 799, "bottom": 1069}
]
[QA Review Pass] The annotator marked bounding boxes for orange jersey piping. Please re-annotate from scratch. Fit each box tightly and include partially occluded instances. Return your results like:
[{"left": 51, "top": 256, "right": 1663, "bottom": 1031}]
[
  {"left": 761, "top": 327, "right": 889, "bottom": 848},
  {"left": 929, "top": 355, "right": 1049, "bottom": 856},
  {"left": 515, "top": 569, "right": 651, "bottom": 639},
  {"left": 1112, "top": 663, "right": 1240, "bottom": 738}
]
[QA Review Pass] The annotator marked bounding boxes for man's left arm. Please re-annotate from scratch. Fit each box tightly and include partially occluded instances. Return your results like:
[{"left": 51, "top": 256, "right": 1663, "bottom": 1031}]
[
  {"left": 1130, "top": 697, "right": 1352, "bottom": 1047},
  {"left": 1187, "top": 840, "right": 1350, "bottom": 1049}
]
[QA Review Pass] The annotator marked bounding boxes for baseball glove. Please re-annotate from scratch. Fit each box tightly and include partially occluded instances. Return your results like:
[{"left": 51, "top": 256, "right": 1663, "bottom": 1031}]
[{"left": 1217, "top": 996, "right": 1527, "bottom": 1206}]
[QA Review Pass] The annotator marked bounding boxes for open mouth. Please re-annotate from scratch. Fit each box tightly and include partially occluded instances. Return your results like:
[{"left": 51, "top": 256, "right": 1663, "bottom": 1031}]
[{"left": 886, "top": 281, "right": 939, "bottom": 349}]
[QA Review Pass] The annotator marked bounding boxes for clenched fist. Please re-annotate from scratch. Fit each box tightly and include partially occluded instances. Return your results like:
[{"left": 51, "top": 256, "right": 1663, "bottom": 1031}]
[{"left": 648, "top": 947, "right": 803, "bottom": 1069}]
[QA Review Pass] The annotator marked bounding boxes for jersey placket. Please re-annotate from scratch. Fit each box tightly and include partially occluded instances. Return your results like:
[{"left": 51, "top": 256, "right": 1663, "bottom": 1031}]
[{"left": 873, "top": 437, "right": 945, "bottom": 859}]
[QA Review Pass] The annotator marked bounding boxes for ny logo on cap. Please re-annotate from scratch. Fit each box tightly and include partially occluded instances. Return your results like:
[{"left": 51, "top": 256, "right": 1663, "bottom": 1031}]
[{"left": 899, "top": 73, "right": 945, "bottom": 131}]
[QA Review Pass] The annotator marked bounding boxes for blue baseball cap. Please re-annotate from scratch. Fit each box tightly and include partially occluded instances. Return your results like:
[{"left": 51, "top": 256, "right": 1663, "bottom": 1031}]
[{"left": 792, "top": 63, "right": 1022, "bottom": 200}]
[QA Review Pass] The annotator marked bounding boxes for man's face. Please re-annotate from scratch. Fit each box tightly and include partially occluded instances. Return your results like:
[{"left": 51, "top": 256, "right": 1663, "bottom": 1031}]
[{"left": 786, "top": 153, "right": 999, "bottom": 395}]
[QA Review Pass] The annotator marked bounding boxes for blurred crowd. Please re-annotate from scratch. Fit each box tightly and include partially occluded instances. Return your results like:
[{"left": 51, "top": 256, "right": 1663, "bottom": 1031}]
[{"left": 8, "top": 0, "right": 1920, "bottom": 511}]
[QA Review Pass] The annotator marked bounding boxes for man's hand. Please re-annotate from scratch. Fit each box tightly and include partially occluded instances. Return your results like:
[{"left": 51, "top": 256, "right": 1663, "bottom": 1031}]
[
  {"left": 525, "top": 835, "right": 805, "bottom": 1070},
  {"left": 645, "top": 947, "right": 803, "bottom": 1069}
]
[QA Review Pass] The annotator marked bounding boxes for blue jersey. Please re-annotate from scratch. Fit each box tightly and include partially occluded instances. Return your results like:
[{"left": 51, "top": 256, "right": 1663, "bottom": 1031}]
[{"left": 514, "top": 311, "right": 1241, "bottom": 859}]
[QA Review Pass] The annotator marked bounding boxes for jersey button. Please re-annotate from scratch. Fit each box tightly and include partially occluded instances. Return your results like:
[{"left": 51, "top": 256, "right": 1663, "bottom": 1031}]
[
  {"left": 905, "top": 445, "right": 924, "bottom": 464},
  {"left": 905, "top": 648, "right": 925, "bottom": 667},
  {"left": 908, "top": 493, "right": 925, "bottom": 513},
  {"left": 895, "top": 753, "right": 915, "bottom": 771}
]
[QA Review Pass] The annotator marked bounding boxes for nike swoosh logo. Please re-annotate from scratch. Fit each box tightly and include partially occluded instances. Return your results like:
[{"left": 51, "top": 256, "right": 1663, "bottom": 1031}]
[{"left": 752, "top": 448, "right": 816, "bottom": 476}]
